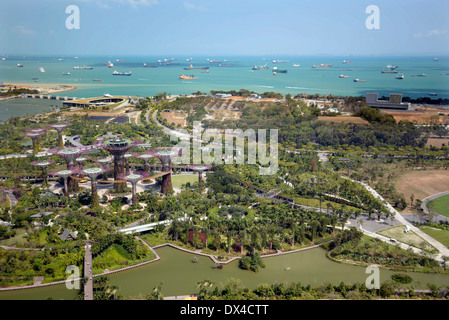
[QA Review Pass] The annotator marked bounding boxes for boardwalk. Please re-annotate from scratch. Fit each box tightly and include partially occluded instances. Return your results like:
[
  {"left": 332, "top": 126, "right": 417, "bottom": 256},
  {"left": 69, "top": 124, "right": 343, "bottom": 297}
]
[{"left": 84, "top": 242, "right": 93, "bottom": 300}]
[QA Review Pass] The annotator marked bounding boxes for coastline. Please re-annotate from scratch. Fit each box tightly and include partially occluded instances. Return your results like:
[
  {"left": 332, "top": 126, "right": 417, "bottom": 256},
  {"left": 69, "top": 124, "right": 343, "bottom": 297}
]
[{"left": 1, "top": 82, "right": 78, "bottom": 95}]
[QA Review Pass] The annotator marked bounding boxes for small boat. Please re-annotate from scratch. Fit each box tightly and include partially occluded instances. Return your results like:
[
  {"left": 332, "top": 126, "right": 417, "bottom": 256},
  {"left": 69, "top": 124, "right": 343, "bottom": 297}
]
[
  {"left": 417, "top": 74, "right": 426, "bottom": 77},
  {"left": 62, "top": 72, "right": 71, "bottom": 75},
  {"left": 434, "top": 57, "right": 439, "bottom": 61},
  {"left": 113, "top": 70, "right": 132, "bottom": 76},
  {"left": 32, "top": 77, "right": 39, "bottom": 82},
  {"left": 273, "top": 71, "right": 277, "bottom": 76},
  {"left": 339, "top": 75, "right": 350, "bottom": 78},
  {"left": 179, "top": 74, "right": 198, "bottom": 80},
  {"left": 395, "top": 73, "right": 404, "bottom": 79},
  {"left": 354, "top": 78, "right": 366, "bottom": 82},
  {"left": 107, "top": 61, "right": 114, "bottom": 68},
  {"left": 39, "top": 67, "right": 45, "bottom": 73},
  {"left": 104, "top": 94, "right": 112, "bottom": 97},
  {"left": 429, "top": 93, "right": 438, "bottom": 96},
  {"left": 17, "top": 64, "right": 23, "bottom": 67},
  {"left": 292, "top": 64, "right": 301, "bottom": 67},
  {"left": 342, "top": 60, "right": 352, "bottom": 64},
  {"left": 92, "top": 79, "right": 103, "bottom": 82},
  {"left": 116, "top": 59, "right": 126, "bottom": 62}
]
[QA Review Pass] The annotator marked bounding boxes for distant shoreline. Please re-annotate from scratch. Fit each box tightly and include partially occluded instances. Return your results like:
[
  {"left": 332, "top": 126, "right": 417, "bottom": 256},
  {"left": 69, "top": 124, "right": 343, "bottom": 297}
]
[{"left": 2, "top": 82, "right": 78, "bottom": 95}]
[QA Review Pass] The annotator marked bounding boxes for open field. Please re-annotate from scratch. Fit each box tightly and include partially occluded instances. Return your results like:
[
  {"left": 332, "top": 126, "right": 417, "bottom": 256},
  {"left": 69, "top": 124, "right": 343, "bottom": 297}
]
[
  {"left": 171, "top": 174, "right": 198, "bottom": 188},
  {"left": 377, "top": 225, "right": 437, "bottom": 253},
  {"left": 426, "top": 138, "right": 449, "bottom": 148},
  {"left": 383, "top": 110, "right": 449, "bottom": 125},
  {"left": 317, "top": 116, "right": 369, "bottom": 125},
  {"left": 420, "top": 226, "right": 449, "bottom": 248},
  {"left": 160, "top": 110, "right": 187, "bottom": 127},
  {"left": 427, "top": 194, "right": 449, "bottom": 217},
  {"left": 394, "top": 169, "right": 449, "bottom": 203}
]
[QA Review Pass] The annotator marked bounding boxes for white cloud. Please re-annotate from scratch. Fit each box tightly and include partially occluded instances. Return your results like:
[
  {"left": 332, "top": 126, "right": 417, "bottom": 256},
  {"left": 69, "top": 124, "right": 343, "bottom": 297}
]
[
  {"left": 12, "top": 25, "right": 36, "bottom": 36},
  {"left": 184, "top": 1, "right": 207, "bottom": 12},
  {"left": 413, "top": 29, "right": 447, "bottom": 38}
]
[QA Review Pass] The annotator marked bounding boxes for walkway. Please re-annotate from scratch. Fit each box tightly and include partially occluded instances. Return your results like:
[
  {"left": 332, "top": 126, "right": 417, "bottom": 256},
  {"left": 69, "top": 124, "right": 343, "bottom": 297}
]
[
  {"left": 420, "top": 191, "right": 449, "bottom": 223},
  {"left": 84, "top": 241, "right": 93, "bottom": 300},
  {"left": 356, "top": 180, "right": 449, "bottom": 262}
]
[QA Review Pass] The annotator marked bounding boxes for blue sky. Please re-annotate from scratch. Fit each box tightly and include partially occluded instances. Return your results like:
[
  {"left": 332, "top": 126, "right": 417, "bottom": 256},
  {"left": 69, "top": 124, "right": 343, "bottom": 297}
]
[{"left": 1, "top": 0, "right": 449, "bottom": 56}]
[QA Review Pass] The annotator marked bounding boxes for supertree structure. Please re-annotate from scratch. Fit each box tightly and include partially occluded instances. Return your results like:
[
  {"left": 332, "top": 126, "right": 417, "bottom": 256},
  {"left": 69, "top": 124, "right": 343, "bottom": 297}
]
[
  {"left": 188, "top": 164, "right": 212, "bottom": 193},
  {"left": 118, "top": 171, "right": 149, "bottom": 207},
  {"left": 31, "top": 159, "right": 55, "bottom": 188},
  {"left": 24, "top": 128, "right": 47, "bottom": 155},
  {"left": 47, "top": 122, "right": 71, "bottom": 149},
  {"left": 82, "top": 166, "right": 111, "bottom": 207},
  {"left": 148, "top": 147, "right": 183, "bottom": 194},
  {"left": 50, "top": 147, "right": 90, "bottom": 192},
  {"left": 75, "top": 155, "right": 90, "bottom": 170},
  {"left": 93, "top": 157, "right": 113, "bottom": 170},
  {"left": 49, "top": 167, "right": 80, "bottom": 199},
  {"left": 123, "top": 153, "right": 134, "bottom": 174},
  {"left": 134, "top": 152, "right": 154, "bottom": 173},
  {"left": 50, "top": 147, "right": 90, "bottom": 169},
  {"left": 94, "top": 138, "right": 142, "bottom": 193}
]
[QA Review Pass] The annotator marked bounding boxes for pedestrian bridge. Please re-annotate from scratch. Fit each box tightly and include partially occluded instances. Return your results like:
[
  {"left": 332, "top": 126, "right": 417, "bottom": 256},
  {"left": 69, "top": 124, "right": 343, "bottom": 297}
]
[{"left": 119, "top": 216, "right": 189, "bottom": 234}]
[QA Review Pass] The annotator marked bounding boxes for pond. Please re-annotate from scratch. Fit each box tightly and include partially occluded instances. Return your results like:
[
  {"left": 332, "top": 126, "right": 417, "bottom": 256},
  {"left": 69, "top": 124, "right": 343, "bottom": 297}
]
[{"left": 1, "top": 245, "right": 449, "bottom": 299}]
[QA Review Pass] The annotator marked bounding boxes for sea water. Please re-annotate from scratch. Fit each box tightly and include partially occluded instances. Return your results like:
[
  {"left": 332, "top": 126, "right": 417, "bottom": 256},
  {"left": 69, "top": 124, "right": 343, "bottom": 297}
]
[{"left": 1, "top": 55, "right": 449, "bottom": 103}]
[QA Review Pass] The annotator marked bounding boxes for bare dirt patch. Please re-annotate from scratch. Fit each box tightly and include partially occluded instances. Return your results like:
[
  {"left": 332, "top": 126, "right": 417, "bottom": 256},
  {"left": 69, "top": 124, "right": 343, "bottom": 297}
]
[
  {"left": 317, "top": 116, "right": 369, "bottom": 125},
  {"left": 426, "top": 138, "right": 449, "bottom": 148},
  {"left": 394, "top": 169, "right": 449, "bottom": 202},
  {"left": 383, "top": 111, "right": 449, "bottom": 125},
  {"left": 160, "top": 110, "right": 187, "bottom": 127}
]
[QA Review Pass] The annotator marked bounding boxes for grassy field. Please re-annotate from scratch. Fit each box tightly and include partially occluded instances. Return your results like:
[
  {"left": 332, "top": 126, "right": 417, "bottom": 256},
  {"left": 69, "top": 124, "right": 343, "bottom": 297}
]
[
  {"left": 427, "top": 194, "right": 449, "bottom": 217},
  {"left": 420, "top": 226, "right": 449, "bottom": 248},
  {"left": 377, "top": 225, "right": 438, "bottom": 253},
  {"left": 171, "top": 174, "right": 198, "bottom": 188}
]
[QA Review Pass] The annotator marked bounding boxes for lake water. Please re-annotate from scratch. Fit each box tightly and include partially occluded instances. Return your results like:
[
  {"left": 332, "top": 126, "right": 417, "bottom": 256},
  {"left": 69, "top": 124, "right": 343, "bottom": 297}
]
[
  {"left": 1, "top": 246, "right": 449, "bottom": 300},
  {"left": 0, "top": 98, "right": 61, "bottom": 122}
]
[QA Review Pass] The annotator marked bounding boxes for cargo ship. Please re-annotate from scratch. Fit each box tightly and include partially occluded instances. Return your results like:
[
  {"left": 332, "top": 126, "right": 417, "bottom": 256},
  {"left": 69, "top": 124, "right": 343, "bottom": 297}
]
[
  {"left": 381, "top": 70, "right": 398, "bottom": 74},
  {"left": 353, "top": 78, "right": 366, "bottom": 82},
  {"left": 339, "top": 75, "right": 350, "bottom": 78},
  {"left": 113, "top": 70, "right": 132, "bottom": 76},
  {"left": 73, "top": 66, "right": 93, "bottom": 70},
  {"left": 272, "top": 67, "right": 287, "bottom": 73},
  {"left": 179, "top": 74, "right": 198, "bottom": 80},
  {"left": 312, "top": 64, "right": 332, "bottom": 68},
  {"left": 184, "top": 64, "right": 209, "bottom": 70},
  {"left": 252, "top": 65, "right": 269, "bottom": 70}
]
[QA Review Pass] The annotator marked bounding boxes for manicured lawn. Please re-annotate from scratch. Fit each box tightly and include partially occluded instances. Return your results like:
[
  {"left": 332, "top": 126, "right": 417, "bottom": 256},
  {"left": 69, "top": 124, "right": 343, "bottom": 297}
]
[
  {"left": 171, "top": 174, "right": 198, "bottom": 188},
  {"left": 420, "top": 226, "right": 449, "bottom": 248},
  {"left": 427, "top": 194, "right": 449, "bottom": 217}
]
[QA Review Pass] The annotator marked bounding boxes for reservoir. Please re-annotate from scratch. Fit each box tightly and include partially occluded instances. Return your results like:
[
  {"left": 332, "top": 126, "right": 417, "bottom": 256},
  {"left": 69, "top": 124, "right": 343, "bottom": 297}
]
[
  {"left": 1, "top": 245, "right": 449, "bottom": 300},
  {"left": 0, "top": 98, "right": 61, "bottom": 122}
]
